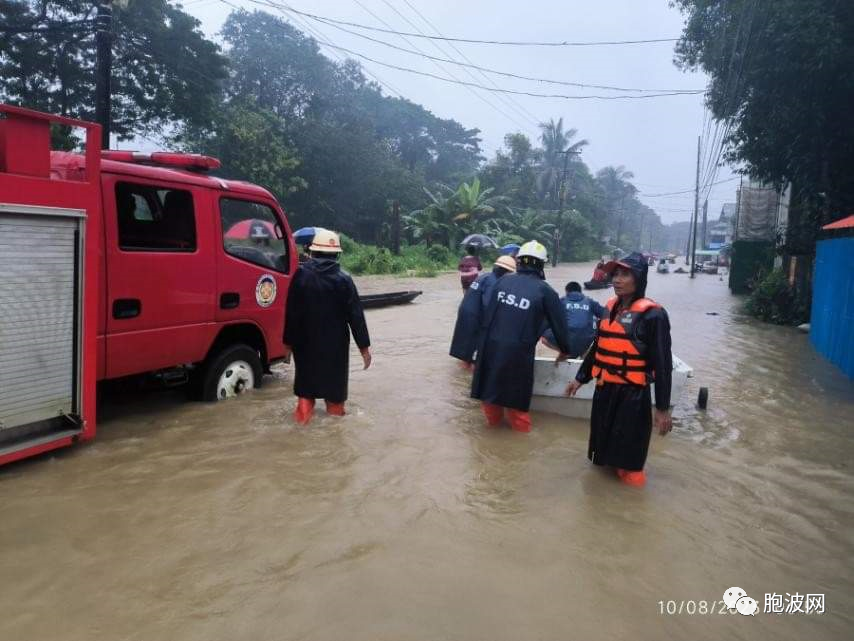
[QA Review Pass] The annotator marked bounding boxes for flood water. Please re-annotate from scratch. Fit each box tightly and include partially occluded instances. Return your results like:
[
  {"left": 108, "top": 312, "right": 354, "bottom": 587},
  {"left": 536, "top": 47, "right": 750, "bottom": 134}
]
[{"left": 1, "top": 262, "right": 852, "bottom": 641}]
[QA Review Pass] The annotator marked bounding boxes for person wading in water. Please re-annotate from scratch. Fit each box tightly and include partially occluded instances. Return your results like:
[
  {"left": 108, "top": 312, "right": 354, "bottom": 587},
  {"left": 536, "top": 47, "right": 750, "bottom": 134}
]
[
  {"left": 284, "top": 229, "right": 371, "bottom": 424},
  {"left": 566, "top": 252, "right": 673, "bottom": 486},
  {"left": 471, "top": 241, "right": 570, "bottom": 432},
  {"left": 450, "top": 255, "right": 517, "bottom": 370}
]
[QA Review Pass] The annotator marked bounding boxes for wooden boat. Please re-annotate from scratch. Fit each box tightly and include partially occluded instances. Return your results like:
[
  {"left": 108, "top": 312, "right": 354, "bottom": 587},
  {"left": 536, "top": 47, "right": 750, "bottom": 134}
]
[
  {"left": 530, "top": 354, "right": 693, "bottom": 419},
  {"left": 583, "top": 279, "right": 611, "bottom": 290},
  {"left": 360, "top": 290, "right": 422, "bottom": 309}
]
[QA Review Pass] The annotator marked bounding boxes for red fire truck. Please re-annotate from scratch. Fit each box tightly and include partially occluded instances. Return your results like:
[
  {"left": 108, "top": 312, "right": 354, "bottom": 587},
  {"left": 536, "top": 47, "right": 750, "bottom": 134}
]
[{"left": 0, "top": 105, "right": 297, "bottom": 466}]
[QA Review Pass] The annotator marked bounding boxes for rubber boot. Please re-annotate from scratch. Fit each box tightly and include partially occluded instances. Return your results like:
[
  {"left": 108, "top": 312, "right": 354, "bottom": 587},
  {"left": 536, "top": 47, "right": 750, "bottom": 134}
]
[
  {"left": 294, "top": 397, "right": 315, "bottom": 424},
  {"left": 507, "top": 409, "right": 532, "bottom": 433},
  {"left": 617, "top": 468, "right": 646, "bottom": 487},
  {"left": 325, "top": 401, "right": 346, "bottom": 416},
  {"left": 481, "top": 403, "right": 504, "bottom": 427}
]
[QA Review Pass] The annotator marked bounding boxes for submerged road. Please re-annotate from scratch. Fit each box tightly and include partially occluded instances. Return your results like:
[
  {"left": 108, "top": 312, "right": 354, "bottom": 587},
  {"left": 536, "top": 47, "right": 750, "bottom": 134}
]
[{"left": 1, "top": 263, "right": 852, "bottom": 640}]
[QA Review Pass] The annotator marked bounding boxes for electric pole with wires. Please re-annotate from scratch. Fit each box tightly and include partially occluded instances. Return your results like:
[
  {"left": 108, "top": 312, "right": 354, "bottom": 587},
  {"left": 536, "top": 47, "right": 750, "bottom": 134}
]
[
  {"left": 94, "top": 0, "right": 113, "bottom": 149},
  {"left": 553, "top": 148, "right": 581, "bottom": 267}
]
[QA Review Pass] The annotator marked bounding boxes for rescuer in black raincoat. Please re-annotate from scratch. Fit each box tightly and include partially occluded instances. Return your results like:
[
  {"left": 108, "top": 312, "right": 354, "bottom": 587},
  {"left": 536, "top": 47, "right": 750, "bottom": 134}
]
[
  {"left": 284, "top": 229, "right": 371, "bottom": 424},
  {"left": 449, "top": 255, "right": 517, "bottom": 367},
  {"left": 567, "top": 252, "right": 672, "bottom": 486},
  {"left": 471, "top": 241, "right": 571, "bottom": 432}
]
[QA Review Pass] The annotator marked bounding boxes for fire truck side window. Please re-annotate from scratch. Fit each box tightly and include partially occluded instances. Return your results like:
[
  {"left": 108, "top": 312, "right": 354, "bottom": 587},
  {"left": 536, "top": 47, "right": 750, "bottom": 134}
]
[
  {"left": 115, "top": 182, "right": 197, "bottom": 251},
  {"left": 220, "top": 198, "right": 289, "bottom": 274}
]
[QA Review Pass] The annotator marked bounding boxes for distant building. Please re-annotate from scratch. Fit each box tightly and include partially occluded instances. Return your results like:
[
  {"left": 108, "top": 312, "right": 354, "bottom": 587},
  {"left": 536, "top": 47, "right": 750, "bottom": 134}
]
[{"left": 707, "top": 202, "right": 736, "bottom": 249}]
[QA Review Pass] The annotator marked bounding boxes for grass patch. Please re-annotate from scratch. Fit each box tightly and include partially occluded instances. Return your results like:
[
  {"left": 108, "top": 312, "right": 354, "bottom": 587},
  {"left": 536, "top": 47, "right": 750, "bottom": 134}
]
[{"left": 339, "top": 237, "right": 460, "bottom": 276}]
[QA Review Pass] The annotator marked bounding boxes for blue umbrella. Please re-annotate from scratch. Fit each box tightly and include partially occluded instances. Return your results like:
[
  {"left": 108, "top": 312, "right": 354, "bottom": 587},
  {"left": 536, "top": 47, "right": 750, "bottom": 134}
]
[
  {"left": 293, "top": 226, "right": 317, "bottom": 246},
  {"left": 500, "top": 243, "right": 521, "bottom": 255}
]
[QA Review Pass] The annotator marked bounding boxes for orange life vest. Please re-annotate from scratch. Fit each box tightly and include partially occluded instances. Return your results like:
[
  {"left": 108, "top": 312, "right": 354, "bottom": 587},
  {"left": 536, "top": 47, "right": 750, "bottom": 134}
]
[{"left": 591, "top": 297, "right": 660, "bottom": 385}]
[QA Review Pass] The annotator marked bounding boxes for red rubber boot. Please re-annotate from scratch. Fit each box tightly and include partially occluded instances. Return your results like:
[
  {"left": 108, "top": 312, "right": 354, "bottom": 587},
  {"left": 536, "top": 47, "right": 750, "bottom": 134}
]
[
  {"left": 325, "top": 401, "right": 346, "bottom": 416},
  {"left": 481, "top": 403, "right": 504, "bottom": 427},
  {"left": 507, "top": 409, "right": 532, "bottom": 433},
  {"left": 616, "top": 468, "right": 646, "bottom": 487},
  {"left": 294, "top": 397, "right": 316, "bottom": 424}
]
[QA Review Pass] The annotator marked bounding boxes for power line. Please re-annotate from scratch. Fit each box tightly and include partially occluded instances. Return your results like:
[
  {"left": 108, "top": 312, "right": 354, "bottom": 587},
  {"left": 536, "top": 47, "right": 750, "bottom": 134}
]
[
  {"left": 240, "top": 32, "right": 704, "bottom": 100},
  {"left": 218, "top": 0, "right": 407, "bottom": 98},
  {"left": 383, "top": 0, "right": 540, "bottom": 128},
  {"left": 377, "top": 0, "right": 539, "bottom": 132},
  {"left": 640, "top": 176, "right": 738, "bottom": 197},
  {"left": 252, "top": 3, "right": 679, "bottom": 47},
  {"left": 298, "top": 2, "right": 701, "bottom": 94},
  {"left": 346, "top": 0, "right": 531, "bottom": 132}
]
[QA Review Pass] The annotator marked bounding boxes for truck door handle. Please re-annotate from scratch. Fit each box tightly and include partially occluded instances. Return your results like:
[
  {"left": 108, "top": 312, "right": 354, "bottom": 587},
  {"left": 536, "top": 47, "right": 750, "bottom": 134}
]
[
  {"left": 112, "top": 298, "right": 141, "bottom": 319},
  {"left": 220, "top": 292, "right": 240, "bottom": 309}
]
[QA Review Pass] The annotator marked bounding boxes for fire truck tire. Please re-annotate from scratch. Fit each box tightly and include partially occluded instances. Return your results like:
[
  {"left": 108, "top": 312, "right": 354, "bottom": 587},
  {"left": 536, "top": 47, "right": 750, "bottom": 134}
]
[{"left": 199, "top": 344, "right": 263, "bottom": 402}]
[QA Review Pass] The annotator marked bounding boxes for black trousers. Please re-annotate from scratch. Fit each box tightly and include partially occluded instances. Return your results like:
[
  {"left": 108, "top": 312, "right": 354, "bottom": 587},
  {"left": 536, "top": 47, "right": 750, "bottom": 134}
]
[{"left": 588, "top": 382, "right": 653, "bottom": 471}]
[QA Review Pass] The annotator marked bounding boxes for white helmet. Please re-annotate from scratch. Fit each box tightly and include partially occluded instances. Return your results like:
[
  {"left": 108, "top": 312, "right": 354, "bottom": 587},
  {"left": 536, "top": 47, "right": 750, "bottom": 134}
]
[
  {"left": 309, "top": 228, "right": 343, "bottom": 253},
  {"left": 518, "top": 240, "right": 548, "bottom": 262}
]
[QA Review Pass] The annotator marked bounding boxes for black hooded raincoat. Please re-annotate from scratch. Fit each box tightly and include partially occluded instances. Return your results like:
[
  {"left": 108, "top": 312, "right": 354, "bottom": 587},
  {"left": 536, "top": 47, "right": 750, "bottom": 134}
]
[
  {"left": 575, "top": 257, "right": 672, "bottom": 470},
  {"left": 284, "top": 258, "right": 370, "bottom": 403}
]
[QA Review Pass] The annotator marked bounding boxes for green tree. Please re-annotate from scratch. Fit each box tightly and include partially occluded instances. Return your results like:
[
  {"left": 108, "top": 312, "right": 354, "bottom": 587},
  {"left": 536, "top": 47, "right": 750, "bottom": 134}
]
[
  {"left": 596, "top": 165, "right": 637, "bottom": 247},
  {"left": 451, "top": 177, "right": 506, "bottom": 227},
  {"left": 0, "top": 0, "right": 228, "bottom": 139},
  {"left": 537, "top": 117, "right": 588, "bottom": 204},
  {"left": 177, "top": 98, "right": 306, "bottom": 202},
  {"left": 673, "top": 0, "right": 854, "bottom": 232},
  {"left": 405, "top": 185, "right": 455, "bottom": 247}
]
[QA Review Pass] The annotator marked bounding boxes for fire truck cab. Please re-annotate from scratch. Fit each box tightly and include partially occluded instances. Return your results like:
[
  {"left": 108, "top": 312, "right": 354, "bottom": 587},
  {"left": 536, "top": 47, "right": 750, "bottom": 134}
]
[{"left": 0, "top": 105, "right": 296, "bottom": 466}]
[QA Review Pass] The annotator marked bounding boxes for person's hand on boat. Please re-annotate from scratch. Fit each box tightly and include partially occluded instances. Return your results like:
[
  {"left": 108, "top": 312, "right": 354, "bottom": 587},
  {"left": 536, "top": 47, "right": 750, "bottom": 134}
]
[
  {"left": 566, "top": 380, "right": 582, "bottom": 397},
  {"left": 555, "top": 352, "right": 569, "bottom": 365},
  {"left": 654, "top": 408, "right": 672, "bottom": 435},
  {"left": 361, "top": 347, "right": 372, "bottom": 370}
]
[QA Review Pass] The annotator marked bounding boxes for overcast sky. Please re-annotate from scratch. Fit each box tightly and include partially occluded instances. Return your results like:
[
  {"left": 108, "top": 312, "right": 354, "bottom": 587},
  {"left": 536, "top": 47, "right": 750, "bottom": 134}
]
[{"left": 181, "top": 0, "right": 740, "bottom": 224}]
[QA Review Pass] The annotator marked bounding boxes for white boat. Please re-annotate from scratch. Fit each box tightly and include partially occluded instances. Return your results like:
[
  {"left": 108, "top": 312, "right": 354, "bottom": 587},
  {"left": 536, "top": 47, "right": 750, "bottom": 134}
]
[{"left": 530, "top": 354, "right": 693, "bottom": 419}]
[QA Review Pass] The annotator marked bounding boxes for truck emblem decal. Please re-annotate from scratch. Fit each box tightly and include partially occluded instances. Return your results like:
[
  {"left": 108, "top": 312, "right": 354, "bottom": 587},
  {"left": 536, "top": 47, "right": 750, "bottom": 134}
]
[{"left": 255, "top": 274, "right": 277, "bottom": 307}]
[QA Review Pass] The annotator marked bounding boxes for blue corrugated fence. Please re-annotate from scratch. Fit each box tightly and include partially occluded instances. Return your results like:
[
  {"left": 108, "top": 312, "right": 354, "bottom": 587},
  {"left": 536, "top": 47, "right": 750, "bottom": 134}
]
[{"left": 810, "top": 237, "right": 854, "bottom": 378}]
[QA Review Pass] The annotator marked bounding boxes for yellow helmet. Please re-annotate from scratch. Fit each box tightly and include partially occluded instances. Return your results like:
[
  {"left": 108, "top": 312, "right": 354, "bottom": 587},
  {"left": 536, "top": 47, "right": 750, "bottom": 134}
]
[
  {"left": 309, "top": 228, "right": 343, "bottom": 253},
  {"left": 518, "top": 240, "right": 548, "bottom": 262},
  {"left": 494, "top": 255, "right": 517, "bottom": 272}
]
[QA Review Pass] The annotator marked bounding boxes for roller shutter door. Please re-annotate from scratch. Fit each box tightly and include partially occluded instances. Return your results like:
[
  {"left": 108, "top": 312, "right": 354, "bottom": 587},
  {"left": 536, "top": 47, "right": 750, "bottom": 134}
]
[{"left": 0, "top": 211, "right": 80, "bottom": 431}]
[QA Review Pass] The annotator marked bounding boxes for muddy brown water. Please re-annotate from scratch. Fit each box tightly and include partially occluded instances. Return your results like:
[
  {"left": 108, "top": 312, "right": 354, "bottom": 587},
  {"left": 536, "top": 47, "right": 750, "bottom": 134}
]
[{"left": 1, "top": 263, "right": 852, "bottom": 641}]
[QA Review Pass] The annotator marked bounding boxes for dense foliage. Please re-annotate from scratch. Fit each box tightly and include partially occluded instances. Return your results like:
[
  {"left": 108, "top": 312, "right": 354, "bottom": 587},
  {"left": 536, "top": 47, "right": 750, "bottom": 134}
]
[
  {"left": 0, "top": 2, "right": 674, "bottom": 271},
  {"left": 674, "top": 0, "right": 854, "bottom": 247},
  {"left": 744, "top": 269, "right": 810, "bottom": 325}
]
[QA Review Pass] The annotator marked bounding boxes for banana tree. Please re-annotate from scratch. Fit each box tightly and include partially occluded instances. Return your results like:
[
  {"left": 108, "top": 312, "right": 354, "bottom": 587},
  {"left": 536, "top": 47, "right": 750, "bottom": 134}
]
[
  {"left": 451, "top": 177, "right": 508, "bottom": 238},
  {"left": 405, "top": 185, "right": 454, "bottom": 247}
]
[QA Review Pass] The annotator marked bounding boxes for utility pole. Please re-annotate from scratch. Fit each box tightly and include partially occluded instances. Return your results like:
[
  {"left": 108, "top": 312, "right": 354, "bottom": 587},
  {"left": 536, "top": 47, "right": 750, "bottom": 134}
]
[
  {"left": 690, "top": 135, "right": 701, "bottom": 279},
  {"left": 701, "top": 198, "right": 709, "bottom": 250},
  {"left": 637, "top": 208, "right": 646, "bottom": 250},
  {"left": 553, "top": 148, "right": 580, "bottom": 267},
  {"left": 391, "top": 200, "right": 401, "bottom": 255},
  {"left": 94, "top": 1, "right": 113, "bottom": 149}
]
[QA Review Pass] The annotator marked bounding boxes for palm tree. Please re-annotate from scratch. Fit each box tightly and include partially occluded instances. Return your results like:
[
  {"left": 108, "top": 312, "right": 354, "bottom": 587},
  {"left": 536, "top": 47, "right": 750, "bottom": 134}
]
[
  {"left": 537, "top": 118, "right": 588, "bottom": 204},
  {"left": 596, "top": 165, "right": 638, "bottom": 248}
]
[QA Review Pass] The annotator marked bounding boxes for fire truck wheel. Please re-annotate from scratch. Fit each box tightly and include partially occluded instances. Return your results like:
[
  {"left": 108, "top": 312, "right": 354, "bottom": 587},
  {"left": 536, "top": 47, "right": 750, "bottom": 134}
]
[{"left": 200, "top": 344, "right": 263, "bottom": 402}]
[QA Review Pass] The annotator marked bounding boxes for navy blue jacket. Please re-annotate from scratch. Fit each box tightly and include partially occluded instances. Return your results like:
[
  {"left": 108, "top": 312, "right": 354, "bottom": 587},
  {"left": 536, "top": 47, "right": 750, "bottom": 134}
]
[
  {"left": 542, "top": 292, "right": 606, "bottom": 358},
  {"left": 449, "top": 268, "right": 503, "bottom": 362},
  {"left": 471, "top": 268, "right": 571, "bottom": 411}
]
